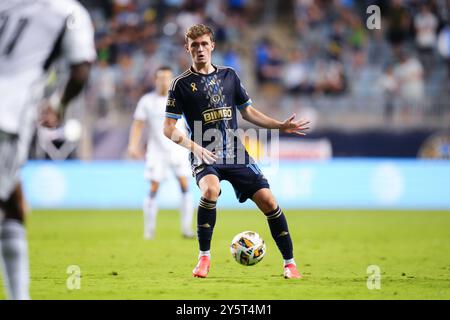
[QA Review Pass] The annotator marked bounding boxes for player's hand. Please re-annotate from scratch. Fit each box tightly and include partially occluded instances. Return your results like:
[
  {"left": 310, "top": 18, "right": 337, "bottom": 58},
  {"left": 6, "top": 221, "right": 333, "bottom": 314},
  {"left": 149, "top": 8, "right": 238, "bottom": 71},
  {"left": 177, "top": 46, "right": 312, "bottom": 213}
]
[
  {"left": 280, "top": 113, "right": 310, "bottom": 136},
  {"left": 193, "top": 144, "right": 218, "bottom": 165},
  {"left": 128, "top": 145, "right": 144, "bottom": 159},
  {"left": 39, "top": 105, "right": 61, "bottom": 128}
]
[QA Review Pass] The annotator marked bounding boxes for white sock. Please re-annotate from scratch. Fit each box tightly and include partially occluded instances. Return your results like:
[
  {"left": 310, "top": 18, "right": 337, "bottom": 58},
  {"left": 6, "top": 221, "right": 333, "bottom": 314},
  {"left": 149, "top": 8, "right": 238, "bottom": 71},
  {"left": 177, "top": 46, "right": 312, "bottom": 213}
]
[
  {"left": 0, "top": 219, "right": 30, "bottom": 300},
  {"left": 180, "top": 191, "right": 194, "bottom": 235},
  {"left": 284, "top": 258, "right": 296, "bottom": 266},
  {"left": 143, "top": 195, "right": 158, "bottom": 237},
  {"left": 199, "top": 250, "right": 211, "bottom": 259}
]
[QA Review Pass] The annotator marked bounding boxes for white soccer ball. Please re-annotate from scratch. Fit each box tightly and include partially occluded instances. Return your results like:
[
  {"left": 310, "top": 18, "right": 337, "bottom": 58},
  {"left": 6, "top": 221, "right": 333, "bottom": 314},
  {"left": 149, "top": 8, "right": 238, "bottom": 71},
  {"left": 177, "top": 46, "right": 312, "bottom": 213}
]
[{"left": 230, "top": 231, "right": 266, "bottom": 266}]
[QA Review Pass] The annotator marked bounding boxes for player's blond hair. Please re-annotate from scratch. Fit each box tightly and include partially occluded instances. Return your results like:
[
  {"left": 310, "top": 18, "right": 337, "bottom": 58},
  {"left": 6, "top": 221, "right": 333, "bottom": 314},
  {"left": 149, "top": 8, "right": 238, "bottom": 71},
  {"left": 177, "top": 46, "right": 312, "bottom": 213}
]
[{"left": 185, "top": 24, "right": 215, "bottom": 43}]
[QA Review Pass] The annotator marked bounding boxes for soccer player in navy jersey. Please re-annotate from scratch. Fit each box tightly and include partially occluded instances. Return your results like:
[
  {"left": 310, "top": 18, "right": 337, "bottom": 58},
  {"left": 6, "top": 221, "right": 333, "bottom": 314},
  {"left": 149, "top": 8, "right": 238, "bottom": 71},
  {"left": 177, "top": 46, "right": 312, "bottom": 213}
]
[{"left": 163, "top": 24, "right": 309, "bottom": 279}]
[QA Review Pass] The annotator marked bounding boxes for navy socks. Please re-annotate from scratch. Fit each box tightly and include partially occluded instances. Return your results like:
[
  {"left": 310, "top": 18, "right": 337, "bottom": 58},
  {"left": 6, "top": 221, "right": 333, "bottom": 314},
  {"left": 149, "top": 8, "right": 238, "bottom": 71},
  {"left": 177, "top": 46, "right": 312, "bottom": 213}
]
[
  {"left": 265, "top": 206, "right": 294, "bottom": 260},
  {"left": 197, "top": 197, "right": 217, "bottom": 251}
]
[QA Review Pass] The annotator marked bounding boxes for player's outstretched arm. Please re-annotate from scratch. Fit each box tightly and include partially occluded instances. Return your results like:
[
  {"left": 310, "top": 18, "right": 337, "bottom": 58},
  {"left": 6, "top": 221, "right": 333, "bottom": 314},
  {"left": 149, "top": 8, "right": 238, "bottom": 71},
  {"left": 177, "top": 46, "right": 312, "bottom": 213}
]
[
  {"left": 60, "top": 62, "right": 92, "bottom": 110},
  {"left": 239, "top": 106, "right": 310, "bottom": 136},
  {"left": 163, "top": 117, "right": 218, "bottom": 164},
  {"left": 40, "top": 62, "right": 92, "bottom": 128},
  {"left": 127, "top": 120, "right": 145, "bottom": 159}
]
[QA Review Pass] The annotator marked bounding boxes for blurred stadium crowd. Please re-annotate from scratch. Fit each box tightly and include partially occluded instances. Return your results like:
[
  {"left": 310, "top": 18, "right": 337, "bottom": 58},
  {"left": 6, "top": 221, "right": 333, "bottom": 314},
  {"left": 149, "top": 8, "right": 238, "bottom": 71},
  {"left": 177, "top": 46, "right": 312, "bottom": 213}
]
[{"left": 35, "top": 0, "right": 450, "bottom": 160}]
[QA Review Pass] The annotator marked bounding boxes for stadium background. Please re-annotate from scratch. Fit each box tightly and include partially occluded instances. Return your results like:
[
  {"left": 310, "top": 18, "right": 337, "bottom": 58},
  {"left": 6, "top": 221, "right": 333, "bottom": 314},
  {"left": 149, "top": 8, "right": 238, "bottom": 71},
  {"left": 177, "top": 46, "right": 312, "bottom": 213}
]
[
  {"left": 3, "top": 0, "right": 450, "bottom": 300},
  {"left": 26, "top": 0, "right": 450, "bottom": 210}
]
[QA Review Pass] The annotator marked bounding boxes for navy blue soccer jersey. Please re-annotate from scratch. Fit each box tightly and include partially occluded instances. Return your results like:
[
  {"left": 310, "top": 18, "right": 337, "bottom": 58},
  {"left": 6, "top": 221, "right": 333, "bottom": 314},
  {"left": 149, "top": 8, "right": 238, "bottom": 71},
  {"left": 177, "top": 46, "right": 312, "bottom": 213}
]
[{"left": 165, "top": 65, "right": 253, "bottom": 166}]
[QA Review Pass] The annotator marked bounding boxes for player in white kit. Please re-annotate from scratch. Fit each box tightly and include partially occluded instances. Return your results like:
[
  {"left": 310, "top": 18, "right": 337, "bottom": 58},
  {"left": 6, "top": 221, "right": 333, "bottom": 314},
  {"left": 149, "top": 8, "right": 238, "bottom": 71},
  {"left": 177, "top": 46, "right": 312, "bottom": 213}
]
[
  {"left": 0, "top": 0, "right": 96, "bottom": 299},
  {"left": 128, "top": 66, "right": 194, "bottom": 240}
]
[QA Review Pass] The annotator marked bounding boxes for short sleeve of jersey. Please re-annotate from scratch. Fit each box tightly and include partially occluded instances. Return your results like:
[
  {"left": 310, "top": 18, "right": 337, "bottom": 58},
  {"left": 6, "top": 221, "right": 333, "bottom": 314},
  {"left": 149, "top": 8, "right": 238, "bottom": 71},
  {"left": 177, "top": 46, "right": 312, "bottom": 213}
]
[
  {"left": 61, "top": 2, "right": 97, "bottom": 64},
  {"left": 165, "top": 83, "right": 183, "bottom": 119},
  {"left": 232, "top": 69, "right": 252, "bottom": 110},
  {"left": 133, "top": 96, "right": 148, "bottom": 121}
]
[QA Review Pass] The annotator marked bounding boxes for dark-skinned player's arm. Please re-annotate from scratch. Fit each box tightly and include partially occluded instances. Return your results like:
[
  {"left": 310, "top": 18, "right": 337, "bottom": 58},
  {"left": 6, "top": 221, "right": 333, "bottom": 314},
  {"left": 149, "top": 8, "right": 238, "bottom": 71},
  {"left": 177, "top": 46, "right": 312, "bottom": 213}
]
[
  {"left": 40, "top": 62, "right": 92, "bottom": 128},
  {"left": 163, "top": 117, "right": 218, "bottom": 164},
  {"left": 239, "top": 105, "right": 310, "bottom": 136},
  {"left": 60, "top": 62, "right": 92, "bottom": 109}
]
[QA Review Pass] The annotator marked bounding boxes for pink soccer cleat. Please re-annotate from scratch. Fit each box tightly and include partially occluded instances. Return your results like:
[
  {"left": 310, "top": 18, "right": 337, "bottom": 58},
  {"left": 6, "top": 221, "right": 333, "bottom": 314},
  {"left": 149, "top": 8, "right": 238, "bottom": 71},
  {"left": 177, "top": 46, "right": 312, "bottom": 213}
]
[
  {"left": 192, "top": 256, "right": 210, "bottom": 278},
  {"left": 284, "top": 263, "right": 302, "bottom": 279}
]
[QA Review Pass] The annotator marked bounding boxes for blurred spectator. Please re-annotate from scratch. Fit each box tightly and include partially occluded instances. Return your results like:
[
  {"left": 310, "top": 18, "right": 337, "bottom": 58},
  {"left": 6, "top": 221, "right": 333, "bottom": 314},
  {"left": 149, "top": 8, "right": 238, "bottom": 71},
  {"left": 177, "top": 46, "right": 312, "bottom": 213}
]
[
  {"left": 283, "top": 48, "right": 313, "bottom": 95},
  {"left": 347, "top": 12, "right": 367, "bottom": 51},
  {"left": 322, "top": 58, "right": 346, "bottom": 95},
  {"left": 393, "top": 50, "right": 425, "bottom": 118},
  {"left": 254, "top": 38, "right": 270, "bottom": 82},
  {"left": 255, "top": 39, "right": 284, "bottom": 85},
  {"left": 386, "top": 0, "right": 411, "bottom": 49},
  {"left": 294, "top": 0, "right": 324, "bottom": 35},
  {"left": 222, "top": 45, "right": 242, "bottom": 73},
  {"left": 228, "top": 0, "right": 247, "bottom": 15},
  {"left": 329, "top": 20, "right": 346, "bottom": 52},
  {"left": 414, "top": 4, "right": 438, "bottom": 76},
  {"left": 377, "top": 65, "right": 398, "bottom": 120},
  {"left": 315, "top": 48, "right": 347, "bottom": 95},
  {"left": 437, "top": 22, "right": 450, "bottom": 82},
  {"left": 176, "top": 0, "right": 205, "bottom": 36},
  {"left": 89, "top": 58, "right": 117, "bottom": 119},
  {"left": 137, "top": 40, "right": 163, "bottom": 91},
  {"left": 115, "top": 52, "right": 143, "bottom": 112}
]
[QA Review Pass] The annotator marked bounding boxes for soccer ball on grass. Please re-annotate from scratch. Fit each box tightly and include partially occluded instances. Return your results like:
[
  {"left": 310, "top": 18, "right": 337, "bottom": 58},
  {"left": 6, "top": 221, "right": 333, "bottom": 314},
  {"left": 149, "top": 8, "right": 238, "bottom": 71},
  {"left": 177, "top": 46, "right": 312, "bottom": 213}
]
[{"left": 230, "top": 231, "right": 266, "bottom": 266}]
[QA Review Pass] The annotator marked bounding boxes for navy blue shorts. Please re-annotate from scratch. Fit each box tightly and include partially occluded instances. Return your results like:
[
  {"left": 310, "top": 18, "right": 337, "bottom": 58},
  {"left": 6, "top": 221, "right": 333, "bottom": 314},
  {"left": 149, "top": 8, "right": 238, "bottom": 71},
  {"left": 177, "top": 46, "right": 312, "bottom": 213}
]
[{"left": 193, "top": 163, "right": 270, "bottom": 203}]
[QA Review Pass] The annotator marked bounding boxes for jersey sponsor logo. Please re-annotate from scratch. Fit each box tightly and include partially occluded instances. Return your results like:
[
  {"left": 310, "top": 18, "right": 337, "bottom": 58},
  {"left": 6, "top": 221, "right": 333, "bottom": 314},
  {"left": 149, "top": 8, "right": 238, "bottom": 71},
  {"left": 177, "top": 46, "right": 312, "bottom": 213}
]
[
  {"left": 202, "top": 107, "right": 232, "bottom": 124},
  {"left": 166, "top": 98, "right": 176, "bottom": 108}
]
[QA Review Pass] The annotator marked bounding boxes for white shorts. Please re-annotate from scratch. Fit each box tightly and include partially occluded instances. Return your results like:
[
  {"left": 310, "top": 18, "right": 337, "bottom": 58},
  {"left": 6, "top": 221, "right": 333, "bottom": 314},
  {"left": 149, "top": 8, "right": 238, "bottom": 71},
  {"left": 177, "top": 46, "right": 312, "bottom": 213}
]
[
  {"left": 144, "top": 156, "right": 191, "bottom": 182},
  {"left": 0, "top": 132, "right": 22, "bottom": 201}
]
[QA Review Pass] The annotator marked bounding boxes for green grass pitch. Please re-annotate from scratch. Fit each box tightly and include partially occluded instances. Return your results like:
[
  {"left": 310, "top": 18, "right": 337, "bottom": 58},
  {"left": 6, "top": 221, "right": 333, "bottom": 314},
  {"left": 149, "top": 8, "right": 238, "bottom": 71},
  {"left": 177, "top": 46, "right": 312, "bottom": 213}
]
[{"left": 1, "top": 209, "right": 449, "bottom": 299}]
